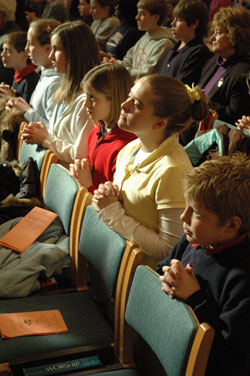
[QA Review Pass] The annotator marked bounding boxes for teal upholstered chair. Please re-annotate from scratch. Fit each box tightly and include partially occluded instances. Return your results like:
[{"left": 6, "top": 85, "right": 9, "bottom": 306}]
[
  {"left": 41, "top": 163, "right": 92, "bottom": 287},
  {"left": 0, "top": 206, "right": 143, "bottom": 372},
  {"left": 0, "top": 163, "right": 89, "bottom": 300},
  {"left": 18, "top": 140, "right": 58, "bottom": 200},
  {"left": 90, "top": 265, "right": 215, "bottom": 376},
  {"left": 19, "top": 142, "right": 46, "bottom": 171},
  {"left": 44, "top": 163, "right": 83, "bottom": 235}
]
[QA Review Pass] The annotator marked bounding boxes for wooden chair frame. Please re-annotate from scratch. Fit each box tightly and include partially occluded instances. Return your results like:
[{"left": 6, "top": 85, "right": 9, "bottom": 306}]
[
  {"left": 198, "top": 109, "right": 219, "bottom": 133},
  {"left": 16, "top": 122, "right": 25, "bottom": 160},
  {"left": 118, "top": 267, "right": 215, "bottom": 376},
  {"left": 69, "top": 185, "right": 92, "bottom": 290}
]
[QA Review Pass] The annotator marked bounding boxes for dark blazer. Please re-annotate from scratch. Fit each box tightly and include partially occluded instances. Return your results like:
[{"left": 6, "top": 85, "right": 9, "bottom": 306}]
[
  {"left": 158, "top": 37, "right": 212, "bottom": 86},
  {"left": 12, "top": 70, "right": 39, "bottom": 103},
  {"left": 199, "top": 54, "right": 250, "bottom": 124}
]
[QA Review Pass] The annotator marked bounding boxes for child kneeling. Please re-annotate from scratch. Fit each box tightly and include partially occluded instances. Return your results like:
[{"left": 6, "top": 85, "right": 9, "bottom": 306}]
[{"left": 157, "top": 154, "right": 250, "bottom": 376}]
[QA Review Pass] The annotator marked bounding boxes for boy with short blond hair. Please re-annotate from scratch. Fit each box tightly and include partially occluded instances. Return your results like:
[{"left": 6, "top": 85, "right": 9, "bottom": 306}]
[
  {"left": 103, "top": 0, "right": 174, "bottom": 80},
  {"left": 157, "top": 154, "right": 250, "bottom": 376},
  {"left": 0, "top": 31, "right": 39, "bottom": 102}
]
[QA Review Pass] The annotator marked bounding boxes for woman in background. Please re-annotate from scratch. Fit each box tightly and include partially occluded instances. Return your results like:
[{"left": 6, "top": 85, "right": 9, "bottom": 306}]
[{"left": 199, "top": 6, "right": 250, "bottom": 124}]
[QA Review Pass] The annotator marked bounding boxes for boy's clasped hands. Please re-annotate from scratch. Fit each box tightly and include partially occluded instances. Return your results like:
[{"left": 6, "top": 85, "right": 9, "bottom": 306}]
[
  {"left": 159, "top": 259, "right": 200, "bottom": 300},
  {"left": 5, "top": 96, "right": 31, "bottom": 113},
  {"left": 0, "top": 82, "right": 14, "bottom": 97}
]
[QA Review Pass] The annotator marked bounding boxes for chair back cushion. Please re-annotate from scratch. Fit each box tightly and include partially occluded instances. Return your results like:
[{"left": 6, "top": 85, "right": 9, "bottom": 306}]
[
  {"left": 125, "top": 265, "right": 198, "bottom": 376},
  {"left": 79, "top": 206, "right": 127, "bottom": 297},
  {"left": 19, "top": 143, "right": 46, "bottom": 171},
  {"left": 44, "top": 164, "right": 78, "bottom": 234}
]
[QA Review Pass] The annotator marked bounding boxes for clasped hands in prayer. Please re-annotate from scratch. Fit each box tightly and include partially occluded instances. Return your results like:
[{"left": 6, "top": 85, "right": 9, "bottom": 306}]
[
  {"left": 4, "top": 96, "right": 49, "bottom": 145},
  {"left": 69, "top": 159, "right": 93, "bottom": 189},
  {"left": 235, "top": 115, "right": 250, "bottom": 134},
  {"left": 0, "top": 82, "right": 14, "bottom": 97},
  {"left": 159, "top": 259, "right": 200, "bottom": 300},
  {"left": 5, "top": 96, "right": 31, "bottom": 112},
  {"left": 92, "top": 181, "right": 121, "bottom": 211},
  {"left": 69, "top": 160, "right": 122, "bottom": 206},
  {"left": 21, "top": 122, "right": 48, "bottom": 145}
]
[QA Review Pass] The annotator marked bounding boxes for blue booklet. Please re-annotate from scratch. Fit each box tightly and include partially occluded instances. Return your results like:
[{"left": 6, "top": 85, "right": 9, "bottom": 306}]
[{"left": 23, "top": 355, "right": 102, "bottom": 376}]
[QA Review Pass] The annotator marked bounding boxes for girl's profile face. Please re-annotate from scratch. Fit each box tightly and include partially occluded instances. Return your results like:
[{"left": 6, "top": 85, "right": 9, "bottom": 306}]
[
  {"left": 78, "top": 0, "right": 91, "bottom": 17},
  {"left": 49, "top": 34, "right": 67, "bottom": 73},
  {"left": 118, "top": 77, "right": 160, "bottom": 136},
  {"left": 90, "top": 0, "right": 109, "bottom": 20},
  {"left": 83, "top": 82, "right": 111, "bottom": 125},
  {"left": 26, "top": 28, "right": 52, "bottom": 68}
]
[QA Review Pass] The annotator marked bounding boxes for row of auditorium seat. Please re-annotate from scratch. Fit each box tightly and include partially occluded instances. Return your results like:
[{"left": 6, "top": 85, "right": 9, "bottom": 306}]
[{"left": 0, "top": 125, "right": 215, "bottom": 376}]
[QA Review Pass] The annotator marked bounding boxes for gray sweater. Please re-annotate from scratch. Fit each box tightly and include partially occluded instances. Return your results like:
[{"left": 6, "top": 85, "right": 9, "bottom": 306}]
[{"left": 119, "top": 26, "right": 174, "bottom": 80}]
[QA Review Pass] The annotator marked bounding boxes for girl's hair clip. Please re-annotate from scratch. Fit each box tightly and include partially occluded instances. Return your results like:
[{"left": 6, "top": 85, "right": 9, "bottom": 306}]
[{"left": 185, "top": 83, "right": 201, "bottom": 104}]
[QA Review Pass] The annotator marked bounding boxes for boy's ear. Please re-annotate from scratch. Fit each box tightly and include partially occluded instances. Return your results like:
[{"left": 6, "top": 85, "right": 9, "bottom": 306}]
[
  {"left": 225, "top": 216, "right": 242, "bottom": 234},
  {"left": 152, "top": 119, "right": 167, "bottom": 130},
  {"left": 152, "top": 13, "right": 160, "bottom": 25},
  {"left": 104, "top": 5, "right": 110, "bottom": 14},
  {"left": 190, "top": 19, "right": 199, "bottom": 31}
]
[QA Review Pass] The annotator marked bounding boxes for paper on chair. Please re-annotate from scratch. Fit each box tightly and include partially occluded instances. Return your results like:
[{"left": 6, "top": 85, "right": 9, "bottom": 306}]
[
  {"left": 0, "top": 310, "right": 68, "bottom": 338},
  {"left": 0, "top": 206, "right": 58, "bottom": 253}
]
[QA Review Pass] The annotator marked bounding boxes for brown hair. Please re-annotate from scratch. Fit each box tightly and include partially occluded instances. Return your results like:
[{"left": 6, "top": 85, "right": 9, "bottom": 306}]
[
  {"left": 211, "top": 6, "right": 250, "bottom": 57},
  {"left": 93, "top": 0, "right": 116, "bottom": 16},
  {"left": 145, "top": 74, "right": 209, "bottom": 137},
  {"left": 173, "top": 0, "right": 208, "bottom": 38},
  {"left": 3, "top": 31, "right": 27, "bottom": 52},
  {"left": 82, "top": 63, "right": 133, "bottom": 127},
  {"left": 137, "top": 0, "right": 167, "bottom": 25},
  {"left": 52, "top": 20, "right": 100, "bottom": 104},
  {"left": 183, "top": 153, "right": 250, "bottom": 233},
  {"left": 29, "top": 18, "right": 61, "bottom": 46}
]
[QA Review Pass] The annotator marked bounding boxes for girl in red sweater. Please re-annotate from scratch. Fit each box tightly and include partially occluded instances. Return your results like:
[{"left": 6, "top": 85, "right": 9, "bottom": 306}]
[{"left": 69, "top": 63, "right": 136, "bottom": 193}]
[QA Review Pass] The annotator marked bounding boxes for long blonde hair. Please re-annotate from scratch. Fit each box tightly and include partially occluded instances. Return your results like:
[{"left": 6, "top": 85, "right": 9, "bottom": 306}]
[{"left": 82, "top": 63, "right": 133, "bottom": 127}]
